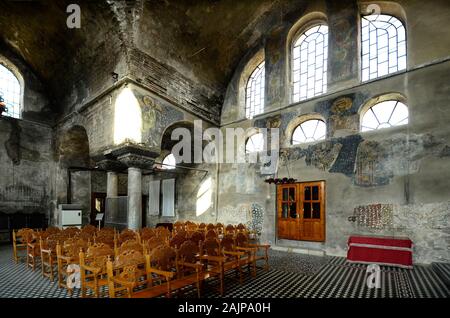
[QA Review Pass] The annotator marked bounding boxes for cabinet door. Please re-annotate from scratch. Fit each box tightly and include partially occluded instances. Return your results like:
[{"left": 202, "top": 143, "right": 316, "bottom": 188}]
[
  {"left": 277, "top": 185, "right": 300, "bottom": 240},
  {"left": 299, "top": 182, "right": 325, "bottom": 242}
]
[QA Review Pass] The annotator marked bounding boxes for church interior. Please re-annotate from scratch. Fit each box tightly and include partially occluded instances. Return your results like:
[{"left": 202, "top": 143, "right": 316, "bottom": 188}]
[{"left": 0, "top": 0, "right": 449, "bottom": 300}]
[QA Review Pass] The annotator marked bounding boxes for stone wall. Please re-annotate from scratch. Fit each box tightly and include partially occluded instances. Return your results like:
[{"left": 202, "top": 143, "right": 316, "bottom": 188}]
[
  {"left": 217, "top": 1, "right": 450, "bottom": 264},
  {"left": 0, "top": 117, "right": 55, "bottom": 221}
]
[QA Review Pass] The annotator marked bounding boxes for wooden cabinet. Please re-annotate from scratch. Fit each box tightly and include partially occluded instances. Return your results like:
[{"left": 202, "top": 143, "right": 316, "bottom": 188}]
[{"left": 277, "top": 181, "right": 325, "bottom": 242}]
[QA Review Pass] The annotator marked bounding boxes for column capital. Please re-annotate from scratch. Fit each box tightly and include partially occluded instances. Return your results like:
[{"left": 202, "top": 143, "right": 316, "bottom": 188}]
[
  {"left": 95, "top": 159, "right": 127, "bottom": 172},
  {"left": 117, "top": 153, "right": 155, "bottom": 169}
]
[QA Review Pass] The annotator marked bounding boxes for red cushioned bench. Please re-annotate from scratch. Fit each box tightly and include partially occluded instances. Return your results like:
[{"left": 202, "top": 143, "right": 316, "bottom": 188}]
[{"left": 347, "top": 235, "right": 413, "bottom": 269}]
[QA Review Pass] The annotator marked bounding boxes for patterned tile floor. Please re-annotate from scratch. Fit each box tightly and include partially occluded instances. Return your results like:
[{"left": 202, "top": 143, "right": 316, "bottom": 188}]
[{"left": 0, "top": 245, "right": 448, "bottom": 298}]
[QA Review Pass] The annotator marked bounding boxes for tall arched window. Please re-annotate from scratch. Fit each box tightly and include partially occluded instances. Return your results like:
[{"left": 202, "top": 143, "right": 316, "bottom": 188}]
[
  {"left": 292, "top": 119, "right": 326, "bottom": 145},
  {"left": 245, "top": 132, "right": 264, "bottom": 154},
  {"left": 292, "top": 24, "right": 328, "bottom": 103},
  {"left": 161, "top": 153, "right": 176, "bottom": 170},
  {"left": 245, "top": 61, "right": 265, "bottom": 119},
  {"left": 361, "top": 100, "right": 408, "bottom": 132},
  {"left": 361, "top": 14, "right": 406, "bottom": 82},
  {"left": 0, "top": 64, "right": 22, "bottom": 119}
]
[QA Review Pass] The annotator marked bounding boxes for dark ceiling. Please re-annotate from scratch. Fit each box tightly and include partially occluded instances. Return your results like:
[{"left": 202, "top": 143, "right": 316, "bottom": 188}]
[{"left": 0, "top": 0, "right": 306, "bottom": 113}]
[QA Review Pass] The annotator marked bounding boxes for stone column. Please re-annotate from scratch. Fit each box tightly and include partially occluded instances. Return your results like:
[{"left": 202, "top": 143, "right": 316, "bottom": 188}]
[
  {"left": 106, "top": 171, "right": 118, "bottom": 197},
  {"left": 127, "top": 167, "right": 142, "bottom": 230},
  {"left": 116, "top": 148, "right": 157, "bottom": 230}
]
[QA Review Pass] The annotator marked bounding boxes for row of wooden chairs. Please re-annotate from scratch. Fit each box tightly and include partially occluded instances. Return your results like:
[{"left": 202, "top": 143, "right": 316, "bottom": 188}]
[{"left": 12, "top": 222, "right": 270, "bottom": 298}]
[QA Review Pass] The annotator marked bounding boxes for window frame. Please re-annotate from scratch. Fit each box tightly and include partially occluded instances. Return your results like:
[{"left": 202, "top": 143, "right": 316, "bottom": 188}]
[
  {"left": 0, "top": 60, "right": 24, "bottom": 119},
  {"left": 245, "top": 61, "right": 266, "bottom": 119},
  {"left": 360, "top": 13, "right": 407, "bottom": 83},
  {"left": 290, "top": 22, "right": 329, "bottom": 104},
  {"left": 291, "top": 118, "right": 327, "bottom": 146},
  {"left": 245, "top": 132, "right": 265, "bottom": 154},
  {"left": 360, "top": 99, "right": 409, "bottom": 133}
]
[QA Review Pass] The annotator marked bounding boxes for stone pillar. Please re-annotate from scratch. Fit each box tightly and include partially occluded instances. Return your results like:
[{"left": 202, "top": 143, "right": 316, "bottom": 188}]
[
  {"left": 127, "top": 167, "right": 142, "bottom": 230},
  {"left": 106, "top": 171, "right": 118, "bottom": 197}
]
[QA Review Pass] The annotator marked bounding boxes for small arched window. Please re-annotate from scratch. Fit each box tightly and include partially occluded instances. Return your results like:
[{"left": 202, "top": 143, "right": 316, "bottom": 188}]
[
  {"left": 361, "top": 14, "right": 406, "bottom": 81},
  {"left": 0, "top": 64, "right": 22, "bottom": 119},
  {"left": 361, "top": 100, "right": 408, "bottom": 132},
  {"left": 292, "top": 119, "right": 326, "bottom": 145},
  {"left": 245, "top": 61, "right": 265, "bottom": 119},
  {"left": 245, "top": 132, "right": 264, "bottom": 154},
  {"left": 161, "top": 153, "right": 176, "bottom": 170},
  {"left": 292, "top": 24, "right": 328, "bottom": 103}
]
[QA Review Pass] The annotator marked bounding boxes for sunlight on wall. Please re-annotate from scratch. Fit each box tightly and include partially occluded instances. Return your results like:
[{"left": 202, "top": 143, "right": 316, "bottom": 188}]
[
  {"left": 196, "top": 177, "right": 212, "bottom": 216},
  {"left": 113, "top": 87, "right": 142, "bottom": 145}
]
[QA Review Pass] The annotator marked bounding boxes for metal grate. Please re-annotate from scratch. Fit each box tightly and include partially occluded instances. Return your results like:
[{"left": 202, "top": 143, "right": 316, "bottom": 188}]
[
  {"left": 245, "top": 61, "right": 265, "bottom": 119},
  {"left": 361, "top": 14, "right": 407, "bottom": 82},
  {"left": 0, "top": 64, "right": 21, "bottom": 119},
  {"left": 292, "top": 25, "right": 328, "bottom": 103}
]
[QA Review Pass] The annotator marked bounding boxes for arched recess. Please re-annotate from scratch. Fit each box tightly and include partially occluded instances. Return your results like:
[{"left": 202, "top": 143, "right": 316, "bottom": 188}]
[
  {"left": 238, "top": 49, "right": 265, "bottom": 119},
  {"left": 286, "top": 12, "right": 328, "bottom": 104}
]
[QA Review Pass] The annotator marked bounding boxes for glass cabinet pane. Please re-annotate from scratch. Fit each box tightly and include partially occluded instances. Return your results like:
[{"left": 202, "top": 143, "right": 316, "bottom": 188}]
[
  {"left": 289, "top": 202, "right": 297, "bottom": 218},
  {"left": 303, "top": 202, "right": 311, "bottom": 218},
  {"left": 313, "top": 202, "right": 321, "bottom": 219},
  {"left": 312, "top": 186, "right": 319, "bottom": 200},
  {"left": 304, "top": 186, "right": 311, "bottom": 200},
  {"left": 289, "top": 188, "right": 296, "bottom": 201},
  {"left": 282, "top": 188, "right": 289, "bottom": 201},
  {"left": 282, "top": 203, "right": 288, "bottom": 218}
]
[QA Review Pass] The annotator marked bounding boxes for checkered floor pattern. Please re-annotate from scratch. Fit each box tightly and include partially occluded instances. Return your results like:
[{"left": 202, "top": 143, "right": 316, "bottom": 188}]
[{"left": 0, "top": 245, "right": 448, "bottom": 298}]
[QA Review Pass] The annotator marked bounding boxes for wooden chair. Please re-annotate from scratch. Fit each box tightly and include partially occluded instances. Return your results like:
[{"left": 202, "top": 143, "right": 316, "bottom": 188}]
[
  {"left": 115, "top": 239, "right": 142, "bottom": 256},
  {"left": 118, "top": 229, "right": 137, "bottom": 244},
  {"left": 12, "top": 228, "right": 33, "bottom": 263},
  {"left": 205, "top": 229, "right": 218, "bottom": 239},
  {"left": 206, "top": 223, "right": 215, "bottom": 231},
  {"left": 107, "top": 245, "right": 175, "bottom": 298},
  {"left": 40, "top": 234, "right": 63, "bottom": 281},
  {"left": 106, "top": 249, "right": 148, "bottom": 298},
  {"left": 199, "top": 237, "right": 229, "bottom": 296},
  {"left": 26, "top": 231, "right": 41, "bottom": 271},
  {"left": 56, "top": 239, "right": 88, "bottom": 294},
  {"left": 79, "top": 243, "right": 115, "bottom": 298},
  {"left": 198, "top": 223, "right": 207, "bottom": 233},
  {"left": 140, "top": 227, "right": 155, "bottom": 241},
  {"left": 235, "top": 232, "right": 270, "bottom": 272}
]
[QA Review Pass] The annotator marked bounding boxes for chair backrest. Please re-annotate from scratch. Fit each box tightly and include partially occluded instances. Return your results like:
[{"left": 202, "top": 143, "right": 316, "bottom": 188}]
[
  {"left": 177, "top": 240, "right": 199, "bottom": 264},
  {"left": 206, "top": 223, "right": 215, "bottom": 231},
  {"left": 220, "top": 234, "right": 235, "bottom": 251},
  {"left": 117, "top": 240, "right": 142, "bottom": 255},
  {"left": 189, "top": 231, "right": 204, "bottom": 245},
  {"left": 145, "top": 236, "right": 165, "bottom": 253},
  {"left": 205, "top": 229, "right": 217, "bottom": 239},
  {"left": 118, "top": 229, "right": 137, "bottom": 244},
  {"left": 149, "top": 245, "right": 176, "bottom": 271},
  {"left": 200, "top": 237, "right": 220, "bottom": 256},
  {"left": 235, "top": 232, "right": 249, "bottom": 247},
  {"left": 169, "top": 233, "right": 187, "bottom": 249}
]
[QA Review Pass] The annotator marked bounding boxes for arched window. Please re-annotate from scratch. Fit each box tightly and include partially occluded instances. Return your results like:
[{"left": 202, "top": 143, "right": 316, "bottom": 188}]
[
  {"left": 292, "top": 119, "right": 326, "bottom": 144},
  {"left": 245, "top": 132, "right": 264, "bottom": 154},
  {"left": 361, "top": 100, "right": 408, "bottom": 132},
  {"left": 361, "top": 14, "right": 406, "bottom": 82},
  {"left": 0, "top": 64, "right": 22, "bottom": 119},
  {"left": 292, "top": 24, "right": 328, "bottom": 103},
  {"left": 245, "top": 61, "right": 265, "bottom": 119},
  {"left": 161, "top": 153, "right": 176, "bottom": 170}
]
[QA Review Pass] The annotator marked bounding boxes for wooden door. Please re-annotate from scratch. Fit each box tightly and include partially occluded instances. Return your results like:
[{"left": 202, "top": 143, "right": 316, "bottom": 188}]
[
  {"left": 277, "top": 181, "right": 325, "bottom": 242},
  {"left": 299, "top": 182, "right": 325, "bottom": 242},
  {"left": 277, "top": 185, "right": 300, "bottom": 240}
]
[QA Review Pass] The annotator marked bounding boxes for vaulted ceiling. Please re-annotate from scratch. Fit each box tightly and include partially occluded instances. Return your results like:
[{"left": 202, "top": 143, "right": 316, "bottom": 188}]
[{"left": 0, "top": 0, "right": 308, "bottom": 114}]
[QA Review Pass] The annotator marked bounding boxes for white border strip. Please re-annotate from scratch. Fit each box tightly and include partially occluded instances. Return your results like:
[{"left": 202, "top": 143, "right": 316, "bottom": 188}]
[
  {"left": 349, "top": 243, "right": 413, "bottom": 252},
  {"left": 347, "top": 259, "right": 413, "bottom": 269}
]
